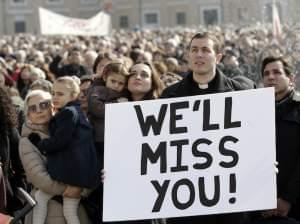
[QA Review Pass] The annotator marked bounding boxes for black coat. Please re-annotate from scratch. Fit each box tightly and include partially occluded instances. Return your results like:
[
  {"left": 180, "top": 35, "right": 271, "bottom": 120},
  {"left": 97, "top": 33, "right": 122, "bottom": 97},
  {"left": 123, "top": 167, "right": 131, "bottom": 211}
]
[
  {"left": 88, "top": 79, "right": 123, "bottom": 143},
  {"left": 161, "top": 69, "right": 255, "bottom": 98},
  {"left": 160, "top": 70, "right": 254, "bottom": 224},
  {"left": 275, "top": 90, "right": 300, "bottom": 220},
  {"left": 38, "top": 101, "right": 100, "bottom": 188},
  {"left": 49, "top": 55, "right": 89, "bottom": 78},
  {"left": 0, "top": 127, "right": 26, "bottom": 214}
]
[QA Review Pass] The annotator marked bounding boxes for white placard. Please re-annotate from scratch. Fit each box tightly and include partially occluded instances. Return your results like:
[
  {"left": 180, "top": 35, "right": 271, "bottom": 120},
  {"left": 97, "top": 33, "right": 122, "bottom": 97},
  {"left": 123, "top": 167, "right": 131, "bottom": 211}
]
[
  {"left": 103, "top": 88, "right": 277, "bottom": 222},
  {"left": 39, "top": 7, "right": 111, "bottom": 36}
]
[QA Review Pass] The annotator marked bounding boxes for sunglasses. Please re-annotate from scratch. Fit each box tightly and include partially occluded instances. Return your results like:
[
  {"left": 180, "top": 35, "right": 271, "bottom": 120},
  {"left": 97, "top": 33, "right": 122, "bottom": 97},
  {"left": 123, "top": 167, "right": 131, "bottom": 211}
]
[{"left": 28, "top": 100, "right": 51, "bottom": 113}]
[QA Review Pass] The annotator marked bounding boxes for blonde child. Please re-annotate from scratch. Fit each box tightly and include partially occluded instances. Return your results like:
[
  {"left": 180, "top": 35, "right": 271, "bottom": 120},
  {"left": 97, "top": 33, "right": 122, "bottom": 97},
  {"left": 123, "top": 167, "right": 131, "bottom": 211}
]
[{"left": 28, "top": 76, "right": 100, "bottom": 224}]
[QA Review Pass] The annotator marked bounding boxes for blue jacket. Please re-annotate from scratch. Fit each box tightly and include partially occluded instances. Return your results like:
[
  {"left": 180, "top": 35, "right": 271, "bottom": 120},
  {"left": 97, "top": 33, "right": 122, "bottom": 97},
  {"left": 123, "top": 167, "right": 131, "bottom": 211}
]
[{"left": 38, "top": 101, "right": 100, "bottom": 188}]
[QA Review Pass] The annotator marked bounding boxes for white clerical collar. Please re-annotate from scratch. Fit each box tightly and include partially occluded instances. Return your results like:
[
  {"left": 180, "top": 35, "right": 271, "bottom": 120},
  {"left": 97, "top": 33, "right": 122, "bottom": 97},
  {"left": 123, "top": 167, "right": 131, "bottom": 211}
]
[{"left": 198, "top": 83, "right": 209, "bottom": 89}]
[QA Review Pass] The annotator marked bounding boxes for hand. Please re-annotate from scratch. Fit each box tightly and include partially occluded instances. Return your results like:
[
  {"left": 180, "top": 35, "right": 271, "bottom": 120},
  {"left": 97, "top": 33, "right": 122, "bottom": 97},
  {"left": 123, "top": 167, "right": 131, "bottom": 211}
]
[
  {"left": 28, "top": 133, "right": 41, "bottom": 148},
  {"left": 0, "top": 213, "right": 13, "bottom": 224},
  {"left": 63, "top": 185, "right": 82, "bottom": 198},
  {"left": 117, "top": 97, "right": 128, "bottom": 103},
  {"left": 262, "top": 209, "right": 278, "bottom": 218},
  {"left": 277, "top": 198, "right": 291, "bottom": 217}
]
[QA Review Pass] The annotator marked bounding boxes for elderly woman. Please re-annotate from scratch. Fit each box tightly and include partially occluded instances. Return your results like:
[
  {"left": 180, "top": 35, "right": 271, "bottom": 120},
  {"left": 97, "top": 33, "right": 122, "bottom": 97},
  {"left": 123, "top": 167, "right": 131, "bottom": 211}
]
[{"left": 19, "top": 90, "right": 91, "bottom": 224}]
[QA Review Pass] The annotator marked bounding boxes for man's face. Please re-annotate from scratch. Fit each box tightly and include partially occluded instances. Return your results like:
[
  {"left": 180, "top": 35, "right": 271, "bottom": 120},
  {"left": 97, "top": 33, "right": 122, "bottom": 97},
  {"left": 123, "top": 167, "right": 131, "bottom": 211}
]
[
  {"left": 79, "top": 81, "right": 92, "bottom": 111},
  {"left": 68, "top": 50, "right": 82, "bottom": 65},
  {"left": 263, "top": 60, "right": 293, "bottom": 99},
  {"left": 84, "top": 52, "right": 96, "bottom": 69},
  {"left": 188, "top": 37, "right": 222, "bottom": 77},
  {"left": 165, "top": 43, "right": 176, "bottom": 56}
]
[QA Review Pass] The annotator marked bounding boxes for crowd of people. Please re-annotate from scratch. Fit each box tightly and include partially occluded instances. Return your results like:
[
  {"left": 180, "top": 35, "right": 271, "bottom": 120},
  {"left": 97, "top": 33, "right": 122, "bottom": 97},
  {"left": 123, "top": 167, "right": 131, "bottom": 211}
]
[{"left": 0, "top": 22, "right": 299, "bottom": 224}]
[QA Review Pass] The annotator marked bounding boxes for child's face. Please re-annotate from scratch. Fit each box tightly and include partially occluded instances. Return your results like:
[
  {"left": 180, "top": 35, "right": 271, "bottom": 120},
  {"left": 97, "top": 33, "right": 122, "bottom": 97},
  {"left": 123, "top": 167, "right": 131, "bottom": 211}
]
[
  {"left": 52, "top": 82, "right": 76, "bottom": 109},
  {"left": 104, "top": 73, "right": 126, "bottom": 92}
]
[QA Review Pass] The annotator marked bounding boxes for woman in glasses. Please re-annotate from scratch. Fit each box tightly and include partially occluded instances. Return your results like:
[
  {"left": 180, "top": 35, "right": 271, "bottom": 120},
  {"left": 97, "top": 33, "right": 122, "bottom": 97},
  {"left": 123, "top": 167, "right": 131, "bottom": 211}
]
[{"left": 19, "top": 89, "right": 92, "bottom": 224}]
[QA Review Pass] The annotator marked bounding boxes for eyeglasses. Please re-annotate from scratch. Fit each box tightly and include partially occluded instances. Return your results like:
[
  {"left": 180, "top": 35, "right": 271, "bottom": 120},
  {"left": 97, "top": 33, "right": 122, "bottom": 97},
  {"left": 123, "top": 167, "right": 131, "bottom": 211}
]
[{"left": 28, "top": 100, "right": 51, "bottom": 113}]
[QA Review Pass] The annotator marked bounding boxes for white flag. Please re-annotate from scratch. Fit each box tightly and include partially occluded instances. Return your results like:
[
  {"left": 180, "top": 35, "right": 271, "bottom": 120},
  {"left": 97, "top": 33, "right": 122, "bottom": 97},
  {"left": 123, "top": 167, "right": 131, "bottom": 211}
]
[{"left": 272, "top": 2, "right": 282, "bottom": 39}]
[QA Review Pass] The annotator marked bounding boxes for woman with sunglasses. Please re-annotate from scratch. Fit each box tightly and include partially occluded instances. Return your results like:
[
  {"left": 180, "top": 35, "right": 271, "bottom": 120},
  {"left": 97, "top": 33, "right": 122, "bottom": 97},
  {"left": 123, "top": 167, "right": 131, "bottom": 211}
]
[{"left": 19, "top": 89, "right": 91, "bottom": 224}]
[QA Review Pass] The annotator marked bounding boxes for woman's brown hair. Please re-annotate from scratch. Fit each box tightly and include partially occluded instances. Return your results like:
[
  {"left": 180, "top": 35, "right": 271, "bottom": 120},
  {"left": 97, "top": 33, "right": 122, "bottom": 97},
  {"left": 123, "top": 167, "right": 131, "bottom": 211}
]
[
  {"left": 93, "top": 52, "right": 116, "bottom": 74},
  {"left": 129, "top": 61, "right": 165, "bottom": 99}
]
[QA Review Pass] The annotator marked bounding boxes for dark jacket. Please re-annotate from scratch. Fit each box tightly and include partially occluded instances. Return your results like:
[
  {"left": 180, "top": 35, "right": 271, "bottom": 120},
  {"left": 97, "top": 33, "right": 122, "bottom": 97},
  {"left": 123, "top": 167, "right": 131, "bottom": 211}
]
[
  {"left": 161, "top": 69, "right": 254, "bottom": 98},
  {"left": 160, "top": 69, "right": 254, "bottom": 224},
  {"left": 87, "top": 79, "right": 124, "bottom": 143},
  {"left": 0, "top": 127, "right": 26, "bottom": 214},
  {"left": 49, "top": 55, "right": 89, "bottom": 78},
  {"left": 38, "top": 101, "right": 100, "bottom": 188},
  {"left": 275, "top": 90, "right": 300, "bottom": 220}
]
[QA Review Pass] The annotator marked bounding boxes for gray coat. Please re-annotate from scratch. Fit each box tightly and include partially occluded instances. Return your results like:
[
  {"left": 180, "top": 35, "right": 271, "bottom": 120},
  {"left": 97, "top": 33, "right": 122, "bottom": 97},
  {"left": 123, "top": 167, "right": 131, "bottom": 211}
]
[{"left": 19, "top": 123, "right": 91, "bottom": 224}]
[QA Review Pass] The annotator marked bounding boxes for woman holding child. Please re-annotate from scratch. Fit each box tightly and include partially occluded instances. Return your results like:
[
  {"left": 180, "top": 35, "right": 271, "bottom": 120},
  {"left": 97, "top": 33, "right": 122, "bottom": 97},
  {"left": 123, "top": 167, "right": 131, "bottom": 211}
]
[{"left": 19, "top": 88, "right": 93, "bottom": 224}]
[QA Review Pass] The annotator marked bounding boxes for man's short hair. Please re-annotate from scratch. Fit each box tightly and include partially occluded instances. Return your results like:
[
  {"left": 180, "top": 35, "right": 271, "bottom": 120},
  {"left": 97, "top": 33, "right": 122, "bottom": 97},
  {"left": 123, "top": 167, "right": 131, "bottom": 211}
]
[
  {"left": 188, "top": 32, "right": 222, "bottom": 54},
  {"left": 261, "top": 56, "right": 293, "bottom": 77},
  {"left": 80, "top": 75, "right": 93, "bottom": 85},
  {"left": 68, "top": 46, "right": 81, "bottom": 55}
]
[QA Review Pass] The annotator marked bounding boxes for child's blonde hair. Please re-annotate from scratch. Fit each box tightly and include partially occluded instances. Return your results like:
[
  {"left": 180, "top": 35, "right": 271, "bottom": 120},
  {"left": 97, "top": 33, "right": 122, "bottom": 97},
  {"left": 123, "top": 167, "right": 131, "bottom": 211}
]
[{"left": 54, "top": 76, "right": 81, "bottom": 98}]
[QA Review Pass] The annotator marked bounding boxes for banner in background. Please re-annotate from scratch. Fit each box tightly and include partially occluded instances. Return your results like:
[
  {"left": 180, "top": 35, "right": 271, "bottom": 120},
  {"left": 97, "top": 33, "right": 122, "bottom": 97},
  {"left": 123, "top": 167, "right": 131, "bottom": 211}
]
[{"left": 39, "top": 7, "right": 111, "bottom": 36}]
